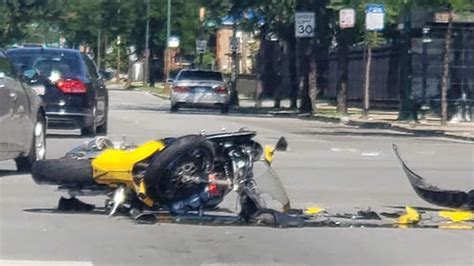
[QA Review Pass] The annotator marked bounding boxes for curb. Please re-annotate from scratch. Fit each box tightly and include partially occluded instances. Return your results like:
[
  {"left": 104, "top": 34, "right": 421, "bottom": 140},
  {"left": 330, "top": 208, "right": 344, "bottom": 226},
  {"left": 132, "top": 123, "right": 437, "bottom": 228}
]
[
  {"left": 309, "top": 115, "right": 474, "bottom": 142},
  {"left": 149, "top": 92, "right": 169, "bottom": 100}
]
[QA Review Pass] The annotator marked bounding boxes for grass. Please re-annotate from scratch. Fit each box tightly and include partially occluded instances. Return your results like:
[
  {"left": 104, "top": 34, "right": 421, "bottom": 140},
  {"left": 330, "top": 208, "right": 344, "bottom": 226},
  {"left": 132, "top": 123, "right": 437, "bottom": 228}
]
[
  {"left": 315, "top": 108, "right": 362, "bottom": 117},
  {"left": 132, "top": 82, "right": 166, "bottom": 96}
]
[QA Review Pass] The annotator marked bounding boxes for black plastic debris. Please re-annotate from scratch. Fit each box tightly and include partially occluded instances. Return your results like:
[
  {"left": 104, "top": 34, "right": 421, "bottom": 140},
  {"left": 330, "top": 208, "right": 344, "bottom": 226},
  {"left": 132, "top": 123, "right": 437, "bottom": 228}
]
[
  {"left": 57, "top": 197, "right": 95, "bottom": 212},
  {"left": 393, "top": 144, "right": 474, "bottom": 211},
  {"left": 356, "top": 210, "right": 382, "bottom": 220}
]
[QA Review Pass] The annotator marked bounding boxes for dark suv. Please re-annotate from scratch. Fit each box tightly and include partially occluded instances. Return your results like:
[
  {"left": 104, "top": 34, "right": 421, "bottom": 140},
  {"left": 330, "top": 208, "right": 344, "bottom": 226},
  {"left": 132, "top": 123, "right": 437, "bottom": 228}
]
[{"left": 7, "top": 48, "right": 108, "bottom": 136}]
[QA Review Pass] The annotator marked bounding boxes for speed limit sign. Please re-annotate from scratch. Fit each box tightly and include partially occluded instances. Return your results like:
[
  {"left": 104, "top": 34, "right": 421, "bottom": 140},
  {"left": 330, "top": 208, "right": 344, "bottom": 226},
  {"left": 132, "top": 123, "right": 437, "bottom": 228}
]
[{"left": 295, "top": 12, "right": 315, "bottom": 38}]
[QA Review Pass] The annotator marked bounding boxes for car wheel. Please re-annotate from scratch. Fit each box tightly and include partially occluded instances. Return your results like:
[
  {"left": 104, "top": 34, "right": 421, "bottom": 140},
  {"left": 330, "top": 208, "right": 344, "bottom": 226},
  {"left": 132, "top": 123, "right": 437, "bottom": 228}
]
[
  {"left": 96, "top": 110, "right": 108, "bottom": 135},
  {"left": 221, "top": 104, "right": 229, "bottom": 114},
  {"left": 81, "top": 106, "right": 97, "bottom": 137},
  {"left": 15, "top": 114, "right": 46, "bottom": 172},
  {"left": 170, "top": 103, "right": 179, "bottom": 113}
]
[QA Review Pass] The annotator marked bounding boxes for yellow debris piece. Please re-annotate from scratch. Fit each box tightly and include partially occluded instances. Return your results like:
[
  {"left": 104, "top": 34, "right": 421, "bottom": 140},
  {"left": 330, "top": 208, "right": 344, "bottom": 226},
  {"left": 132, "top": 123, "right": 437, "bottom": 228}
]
[
  {"left": 439, "top": 223, "right": 473, "bottom": 230},
  {"left": 439, "top": 210, "right": 474, "bottom": 222},
  {"left": 304, "top": 207, "right": 325, "bottom": 215},
  {"left": 264, "top": 145, "right": 274, "bottom": 165},
  {"left": 396, "top": 206, "right": 420, "bottom": 225}
]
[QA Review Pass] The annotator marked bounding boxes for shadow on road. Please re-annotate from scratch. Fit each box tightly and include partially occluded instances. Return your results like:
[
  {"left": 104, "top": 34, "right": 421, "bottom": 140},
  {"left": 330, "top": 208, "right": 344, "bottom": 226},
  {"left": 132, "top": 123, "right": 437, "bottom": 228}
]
[
  {"left": 23, "top": 207, "right": 108, "bottom": 216},
  {"left": 0, "top": 169, "right": 21, "bottom": 177},
  {"left": 47, "top": 133, "right": 94, "bottom": 139}
]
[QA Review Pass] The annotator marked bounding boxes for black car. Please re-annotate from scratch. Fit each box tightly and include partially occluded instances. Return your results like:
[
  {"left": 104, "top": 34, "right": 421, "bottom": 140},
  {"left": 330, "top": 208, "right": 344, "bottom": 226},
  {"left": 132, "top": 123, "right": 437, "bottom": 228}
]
[
  {"left": 0, "top": 49, "right": 47, "bottom": 171},
  {"left": 7, "top": 48, "right": 108, "bottom": 136}
]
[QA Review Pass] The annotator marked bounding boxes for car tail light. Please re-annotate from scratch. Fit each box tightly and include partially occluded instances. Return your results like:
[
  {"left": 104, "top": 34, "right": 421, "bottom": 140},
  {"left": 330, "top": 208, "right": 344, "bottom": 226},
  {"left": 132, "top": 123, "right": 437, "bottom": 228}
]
[
  {"left": 173, "top": 86, "right": 190, "bottom": 93},
  {"left": 214, "top": 86, "right": 228, "bottom": 94},
  {"left": 56, "top": 79, "right": 87, "bottom": 94}
]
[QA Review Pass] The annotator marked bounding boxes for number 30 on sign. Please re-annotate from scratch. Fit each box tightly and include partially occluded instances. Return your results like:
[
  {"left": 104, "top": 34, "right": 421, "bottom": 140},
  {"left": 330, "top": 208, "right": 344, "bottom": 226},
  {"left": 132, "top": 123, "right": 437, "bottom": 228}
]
[{"left": 295, "top": 12, "right": 315, "bottom": 38}]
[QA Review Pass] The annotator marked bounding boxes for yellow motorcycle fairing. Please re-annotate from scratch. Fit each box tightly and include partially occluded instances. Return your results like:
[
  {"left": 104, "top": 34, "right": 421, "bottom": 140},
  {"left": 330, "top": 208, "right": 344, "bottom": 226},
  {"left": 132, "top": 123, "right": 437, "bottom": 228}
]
[{"left": 92, "top": 140, "right": 166, "bottom": 187}]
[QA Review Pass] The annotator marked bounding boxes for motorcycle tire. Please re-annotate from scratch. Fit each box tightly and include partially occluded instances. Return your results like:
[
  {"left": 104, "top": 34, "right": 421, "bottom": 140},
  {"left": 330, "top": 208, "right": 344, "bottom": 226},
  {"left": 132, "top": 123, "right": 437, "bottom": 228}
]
[
  {"left": 144, "top": 135, "right": 215, "bottom": 204},
  {"left": 31, "top": 158, "right": 95, "bottom": 188}
]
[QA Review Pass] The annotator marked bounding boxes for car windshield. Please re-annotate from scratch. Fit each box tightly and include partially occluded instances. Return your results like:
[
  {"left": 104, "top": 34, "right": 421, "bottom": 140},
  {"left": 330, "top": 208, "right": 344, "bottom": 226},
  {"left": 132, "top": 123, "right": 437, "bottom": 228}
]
[
  {"left": 176, "top": 70, "right": 223, "bottom": 82},
  {"left": 8, "top": 51, "right": 83, "bottom": 81}
]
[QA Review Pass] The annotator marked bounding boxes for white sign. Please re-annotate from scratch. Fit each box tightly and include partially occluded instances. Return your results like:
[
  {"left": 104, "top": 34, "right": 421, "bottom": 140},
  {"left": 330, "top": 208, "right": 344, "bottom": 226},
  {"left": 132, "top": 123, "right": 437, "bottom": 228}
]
[
  {"left": 168, "top": 36, "right": 180, "bottom": 48},
  {"left": 295, "top": 12, "right": 315, "bottom": 38},
  {"left": 339, "top": 8, "right": 355, "bottom": 29},
  {"left": 365, "top": 4, "right": 385, "bottom": 31},
  {"left": 196, "top": 40, "right": 207, "bottom": 54}
]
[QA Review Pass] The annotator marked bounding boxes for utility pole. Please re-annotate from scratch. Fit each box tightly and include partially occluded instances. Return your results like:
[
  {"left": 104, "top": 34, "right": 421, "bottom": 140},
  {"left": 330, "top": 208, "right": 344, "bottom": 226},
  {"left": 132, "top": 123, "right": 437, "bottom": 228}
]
[
  {"left": 397, "top": 4, "right": 414, "bottom": 121},
  {"left": 144, "top": 0, "right": 150, "bottom": 85},
  {"left": 165, "top": 0, "right": 171, "bottom": 80},
  {"left": 104, "top": 35, "right": 108, "bottom": 69},
  {"left": 116, "top": 36, "right": 121, "bottom": 81},
  {"left": 199, "top": 7, "right": 205, "bottom": 68},
  {"left": 440, "top": 11, "right": 453, "bottom": 125},
  {"left": 336, "top": 28, "right": 349, "bottom": 115},
  {"left": 229, "top": 24, "right": 240, "bottom": 106},
  {"left": 421, "top": 27, "right": 430, "bottom": 120},
  {"left": 97, "top": 29, "right": 101, "bottom": 70}
]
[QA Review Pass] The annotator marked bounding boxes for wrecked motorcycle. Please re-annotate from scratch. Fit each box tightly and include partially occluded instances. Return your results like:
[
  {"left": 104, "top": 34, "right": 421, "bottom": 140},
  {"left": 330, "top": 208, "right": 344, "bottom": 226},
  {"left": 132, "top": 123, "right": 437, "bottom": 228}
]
[{"left": 31, "top": 131, "right": 291, "bottom": 220}]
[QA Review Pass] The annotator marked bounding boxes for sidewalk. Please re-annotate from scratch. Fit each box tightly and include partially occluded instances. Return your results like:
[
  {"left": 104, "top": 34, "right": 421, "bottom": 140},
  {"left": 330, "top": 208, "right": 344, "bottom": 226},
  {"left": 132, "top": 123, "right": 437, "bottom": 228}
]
[{"left": 238, "top": 99, "right": 474, "bottom": 142}]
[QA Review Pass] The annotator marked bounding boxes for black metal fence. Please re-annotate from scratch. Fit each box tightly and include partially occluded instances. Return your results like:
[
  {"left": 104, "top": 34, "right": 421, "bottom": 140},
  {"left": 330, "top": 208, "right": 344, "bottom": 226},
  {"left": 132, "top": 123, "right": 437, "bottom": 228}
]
[
  {"left": 327, "top": 44, "right": 401, "bottom": 105},
  {"left": 411, "top": 22, "right": 474, "bottom": 121}
]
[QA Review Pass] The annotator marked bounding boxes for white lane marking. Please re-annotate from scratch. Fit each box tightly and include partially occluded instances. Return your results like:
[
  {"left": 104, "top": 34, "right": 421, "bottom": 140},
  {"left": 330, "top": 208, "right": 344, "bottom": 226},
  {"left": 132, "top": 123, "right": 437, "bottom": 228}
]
[
  {"left": 202, "top": 264, "right": 309, "bottom": 266},
  {"left": 330, "top": 147, "right": 357, "bottom": 152},
  {"left": 361, "top": 151, "right": 381, "bottom": 157},
  {"left": 0, "top": 260, "right": 93, "bottom": 266}
]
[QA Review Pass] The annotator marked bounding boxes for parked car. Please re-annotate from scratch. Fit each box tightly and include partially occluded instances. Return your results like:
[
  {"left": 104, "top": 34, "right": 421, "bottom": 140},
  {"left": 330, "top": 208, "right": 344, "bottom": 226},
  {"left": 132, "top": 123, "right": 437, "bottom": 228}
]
[
  {"left": 0, "top": 49, "right": 47, "bottom": 171},
  {"left": 6, "top": 48, "right": 109, "bottom": 136},
  {"left": 170, "top": 69, "right": 230, "bottom": 113}
]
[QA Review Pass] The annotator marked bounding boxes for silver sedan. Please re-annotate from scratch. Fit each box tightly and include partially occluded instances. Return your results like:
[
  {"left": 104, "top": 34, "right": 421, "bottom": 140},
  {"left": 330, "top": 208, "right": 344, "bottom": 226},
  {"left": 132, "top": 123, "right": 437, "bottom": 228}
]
[{"left": 170, "top": 70, "right": 230, "bottom": 113}]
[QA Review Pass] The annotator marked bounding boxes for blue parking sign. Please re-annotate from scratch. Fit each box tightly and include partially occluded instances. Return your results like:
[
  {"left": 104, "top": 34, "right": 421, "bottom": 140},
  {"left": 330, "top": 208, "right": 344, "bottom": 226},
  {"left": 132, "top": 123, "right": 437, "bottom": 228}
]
[
  {"left": 365, "top": 3, "right": 385, "bottom": 31},
  {"left": 365, "top": 4, "right": 385, "bottom": 13}
]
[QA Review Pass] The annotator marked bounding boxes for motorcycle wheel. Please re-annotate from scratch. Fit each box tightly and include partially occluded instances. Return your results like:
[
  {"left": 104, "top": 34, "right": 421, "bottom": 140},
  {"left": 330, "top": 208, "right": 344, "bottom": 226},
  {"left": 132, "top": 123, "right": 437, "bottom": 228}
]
[
  {"left": 144, "top": 135, "right": 215, "bottom": 204},
  {"left": 31, "top": 158, "right": 95, "bottom": 187}
]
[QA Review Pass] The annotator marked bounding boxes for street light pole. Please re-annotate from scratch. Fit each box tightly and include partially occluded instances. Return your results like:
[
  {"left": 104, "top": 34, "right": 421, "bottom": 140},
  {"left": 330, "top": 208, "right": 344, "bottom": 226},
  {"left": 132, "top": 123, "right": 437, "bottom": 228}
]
[
  {"left": 144, "top": 0, "right": 150, "bottom": 85},
  {"left": 116, "top": 36, "right": 121, "bottom": 81},
  {"left": 165, "top": 0, "right": 171, "bottom": 80}
]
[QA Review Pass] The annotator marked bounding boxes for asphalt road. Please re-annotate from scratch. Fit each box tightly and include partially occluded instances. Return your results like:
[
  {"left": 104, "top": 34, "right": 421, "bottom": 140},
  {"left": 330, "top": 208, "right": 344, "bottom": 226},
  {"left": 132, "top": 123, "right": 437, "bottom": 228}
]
[{"left": 1, "top": 89, "right": 473, "bottom": 266}]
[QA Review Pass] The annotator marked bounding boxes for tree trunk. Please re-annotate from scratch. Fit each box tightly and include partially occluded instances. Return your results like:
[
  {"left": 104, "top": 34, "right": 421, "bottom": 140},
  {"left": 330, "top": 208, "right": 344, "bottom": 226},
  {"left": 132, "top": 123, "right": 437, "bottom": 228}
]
[
  {"left": 440, "top": 12, "right": 453, "bottom": 125},
  {"left": 397, "top": 7, "right": 414, "bottom": 121},
  {"left": 308, "top": 51, "right": 317, "bottom": 113},
  {"left": 299, "top": 38, "right": 313, "bottom": 114},
  {"left": 336, "top": 29, "right": 349, "bottom": 115},
  {"left": 362, "top": 41, "right": 372, "bottom": 119}
]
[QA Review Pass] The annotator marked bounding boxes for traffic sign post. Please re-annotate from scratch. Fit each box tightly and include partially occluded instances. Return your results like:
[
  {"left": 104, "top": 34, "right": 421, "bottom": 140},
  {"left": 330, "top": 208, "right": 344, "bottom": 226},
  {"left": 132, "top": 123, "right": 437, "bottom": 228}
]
[
  {"left": 295, "top": 12, "right": 315, "bottom": 38},
  {"left": 362, "top": 4, "right": 385, "bottom": 119},
  {"left": 294, "top": 11, "right": 316, "bottom": 113}
]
